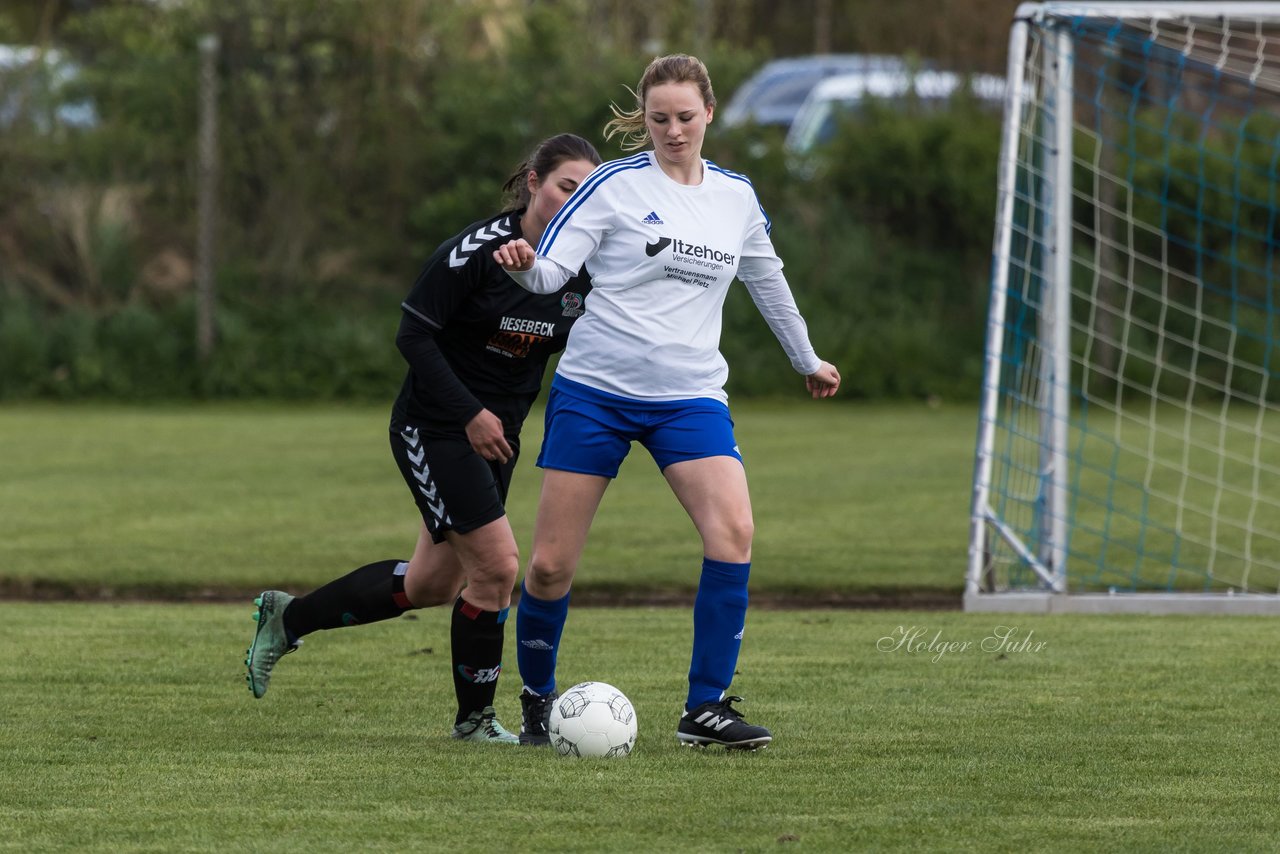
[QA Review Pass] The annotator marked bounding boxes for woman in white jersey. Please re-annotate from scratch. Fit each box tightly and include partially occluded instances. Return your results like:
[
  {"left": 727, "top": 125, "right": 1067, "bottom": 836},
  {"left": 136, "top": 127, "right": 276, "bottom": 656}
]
[{"left": 494, "top": 54, "right": 840, "bottom": 751}]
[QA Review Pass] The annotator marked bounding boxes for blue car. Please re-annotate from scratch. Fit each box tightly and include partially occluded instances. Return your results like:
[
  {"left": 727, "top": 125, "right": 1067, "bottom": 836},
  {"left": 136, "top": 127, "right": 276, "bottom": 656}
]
[
  {"left": 719, "top": 54, "right": 917, "bottom": 130},
  {"left": 785, "top": 68, "right": 1007, "bottom": 154}
]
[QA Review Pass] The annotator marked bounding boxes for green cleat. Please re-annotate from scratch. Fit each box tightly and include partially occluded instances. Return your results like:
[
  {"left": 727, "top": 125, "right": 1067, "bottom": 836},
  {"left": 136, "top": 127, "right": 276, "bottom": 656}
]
[
  {"left": 244, "top": 590, "right": 299, "bottom": 699},
  {"left": 451, "top": 706, "right": 520, "bottom": 744}
]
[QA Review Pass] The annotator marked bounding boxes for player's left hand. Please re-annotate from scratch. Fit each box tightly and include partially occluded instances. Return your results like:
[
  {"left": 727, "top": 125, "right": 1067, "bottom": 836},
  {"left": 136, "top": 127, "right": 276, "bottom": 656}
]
[
  {"left": 806, "top": 362, "right": 840, "bottom": 399},
  {"left": 466, "top": 408, "right": 514, "bottom": 464}
]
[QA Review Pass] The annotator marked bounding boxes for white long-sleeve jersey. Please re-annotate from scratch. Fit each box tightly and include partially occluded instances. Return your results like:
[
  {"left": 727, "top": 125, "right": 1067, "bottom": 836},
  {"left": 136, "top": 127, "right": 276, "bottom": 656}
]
[{"left": 508, "top": 151, "right": 822, "bottom": 402}]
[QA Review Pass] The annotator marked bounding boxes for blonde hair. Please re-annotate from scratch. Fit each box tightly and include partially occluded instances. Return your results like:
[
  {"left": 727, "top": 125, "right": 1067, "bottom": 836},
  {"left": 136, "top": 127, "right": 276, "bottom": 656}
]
[{"left": 603, "top": 54, "right": 717, "bottom": 152}]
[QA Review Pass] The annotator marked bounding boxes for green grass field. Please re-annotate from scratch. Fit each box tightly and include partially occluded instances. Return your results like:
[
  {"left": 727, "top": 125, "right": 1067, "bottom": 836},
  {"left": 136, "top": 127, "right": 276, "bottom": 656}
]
[
  {"left": 0, "top": 402, "right": 974, "bottom": 600},
  {"left": 5, "top": 404, "right": 1280, "bottom": 851},
  {"left": 3, "top": 604, "right": 1278, "bottom": 851}
]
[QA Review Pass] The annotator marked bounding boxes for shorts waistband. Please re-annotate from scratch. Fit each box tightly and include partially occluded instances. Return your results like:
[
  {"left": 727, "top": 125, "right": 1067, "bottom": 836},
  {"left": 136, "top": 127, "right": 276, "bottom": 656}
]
[{"left": 551, "top": 373, "right": 725, "bottom": 411}]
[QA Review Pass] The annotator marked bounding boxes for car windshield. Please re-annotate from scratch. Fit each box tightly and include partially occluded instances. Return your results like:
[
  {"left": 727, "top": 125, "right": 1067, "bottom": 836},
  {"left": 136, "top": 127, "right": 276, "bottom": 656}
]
[
  {"left": 749, "top": 72, "right": 829, "bottom": 107},
  {"left": 721, "top": 54, "right": 917, "bottom": 128}
]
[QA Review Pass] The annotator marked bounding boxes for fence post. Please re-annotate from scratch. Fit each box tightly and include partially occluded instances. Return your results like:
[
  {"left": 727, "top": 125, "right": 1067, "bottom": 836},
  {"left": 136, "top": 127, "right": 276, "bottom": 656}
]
[{"left": 196, "top": 33, "right": 219, "bottom": 365}]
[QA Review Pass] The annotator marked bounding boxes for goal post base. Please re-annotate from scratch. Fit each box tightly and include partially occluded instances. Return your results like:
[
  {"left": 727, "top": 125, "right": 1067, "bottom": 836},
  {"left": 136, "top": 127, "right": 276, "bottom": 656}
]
[{"left": 964, "top": 591, "right": 1280, "bottom": 615}]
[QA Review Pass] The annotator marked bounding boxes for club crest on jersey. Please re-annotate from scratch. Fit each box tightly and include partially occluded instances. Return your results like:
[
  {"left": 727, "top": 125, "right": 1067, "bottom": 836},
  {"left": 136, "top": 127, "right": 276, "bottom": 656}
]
[
  {"left": 560, "top": 292, "right": 585, "bottom": 318},
  {"left": 641, "top": 210, "right": 664, "bottom": 225}
]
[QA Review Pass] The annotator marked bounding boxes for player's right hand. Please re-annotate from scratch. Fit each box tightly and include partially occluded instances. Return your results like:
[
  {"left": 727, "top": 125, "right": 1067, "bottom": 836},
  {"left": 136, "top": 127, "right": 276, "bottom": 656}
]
[{"left": 493, "top": 238, "right": 536, "bottom": 272}]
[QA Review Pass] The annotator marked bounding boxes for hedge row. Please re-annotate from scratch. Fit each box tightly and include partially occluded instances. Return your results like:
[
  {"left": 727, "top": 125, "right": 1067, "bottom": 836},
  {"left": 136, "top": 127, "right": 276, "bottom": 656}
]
[{"left": 0, "top": 1, "right": 1004, "bottom": 401}]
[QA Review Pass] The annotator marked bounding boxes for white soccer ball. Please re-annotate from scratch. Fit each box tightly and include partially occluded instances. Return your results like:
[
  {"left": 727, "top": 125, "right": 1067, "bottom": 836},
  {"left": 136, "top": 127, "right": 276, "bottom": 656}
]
[{"left": 548, "top": 681, "right": 637, "bottom": 758}]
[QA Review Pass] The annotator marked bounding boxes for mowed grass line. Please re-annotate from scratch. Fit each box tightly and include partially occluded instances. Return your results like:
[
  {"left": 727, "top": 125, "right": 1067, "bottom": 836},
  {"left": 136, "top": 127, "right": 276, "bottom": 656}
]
[
  {"left": 2, "top": 603, "right": 1278, "bottom": 852},
  {"left": 0, "top": 402, "right": 975, "bottom": 598}
]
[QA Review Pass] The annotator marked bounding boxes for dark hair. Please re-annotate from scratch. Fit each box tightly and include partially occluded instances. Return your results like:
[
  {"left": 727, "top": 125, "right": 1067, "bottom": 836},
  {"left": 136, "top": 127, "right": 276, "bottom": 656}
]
[
  {"left": 604, "top": 54, "right": 716, "bottom": 151},
  {"left": 501, "top": 133, "right": 602, "bottom": 211}
]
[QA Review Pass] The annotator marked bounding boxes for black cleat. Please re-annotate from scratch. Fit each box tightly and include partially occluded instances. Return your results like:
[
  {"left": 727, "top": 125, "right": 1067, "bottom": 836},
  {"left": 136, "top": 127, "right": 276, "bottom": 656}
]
[
  {"left": 519, "top": 687, "right": 558, "bottom": 746},
  {"left": 677, "top": 696, "right": 772, "bottom": 750}
]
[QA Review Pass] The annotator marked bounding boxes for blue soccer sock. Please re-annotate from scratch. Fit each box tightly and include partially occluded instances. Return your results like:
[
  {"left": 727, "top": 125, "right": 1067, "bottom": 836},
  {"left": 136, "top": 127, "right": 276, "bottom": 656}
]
[
  {"left": 687, "top": 557, "right": 750, "bottom": 711},
  {"left": 515, "top": 579, "right": 570, "bottom": 696}
]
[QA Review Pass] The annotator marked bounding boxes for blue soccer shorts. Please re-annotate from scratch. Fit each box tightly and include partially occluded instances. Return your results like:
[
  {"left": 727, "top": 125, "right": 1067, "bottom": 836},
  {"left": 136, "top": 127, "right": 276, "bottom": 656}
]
[{"left": 536, "top": 375, "right": 742, "bottom": 478}]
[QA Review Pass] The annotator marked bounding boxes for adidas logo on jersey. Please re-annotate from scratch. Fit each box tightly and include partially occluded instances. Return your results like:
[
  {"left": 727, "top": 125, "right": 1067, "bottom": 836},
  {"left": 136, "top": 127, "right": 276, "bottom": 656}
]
[
  {"left": 449, "top": 217, "right": 513, "bottom": 269},
  {"left": 641, "top": 210, "right": 664, "bottom": 225}
]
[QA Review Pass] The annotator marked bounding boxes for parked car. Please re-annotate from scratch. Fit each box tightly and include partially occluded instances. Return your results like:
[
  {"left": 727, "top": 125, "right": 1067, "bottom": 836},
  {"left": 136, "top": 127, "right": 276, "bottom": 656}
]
[
  {"left": 719, "top": 53, "right": 919, "bottom": 130},
  {"left": 784, "top": 68, "right": 1006, "bottom": 153}
]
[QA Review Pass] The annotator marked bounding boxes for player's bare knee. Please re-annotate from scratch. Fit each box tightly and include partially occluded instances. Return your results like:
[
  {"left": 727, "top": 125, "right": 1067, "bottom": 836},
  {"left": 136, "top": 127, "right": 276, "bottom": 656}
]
[
  {"left": 526, "top": 551, "right": 577, "bottom": 592},
  {"left": 471, "top": 555, "right": 519, "bottom": 588},
  {"left": 462, "top": 549, "right": 519, "bottom": 601},
  {"left": 705, "top": 516, "right": 753, "bottom": 562}
]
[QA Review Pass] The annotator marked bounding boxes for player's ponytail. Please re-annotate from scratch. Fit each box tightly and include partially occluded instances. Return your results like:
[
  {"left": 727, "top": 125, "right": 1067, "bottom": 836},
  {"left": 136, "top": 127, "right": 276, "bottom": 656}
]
[
  {"left": 501, "top": 133, "right": 602, "bottom": 212},
  {"left": 603, "top": 86, "right": 648, "bottom": 152},
  {"left": 604, "top": 54, "right": 717, "bottom": 151}
]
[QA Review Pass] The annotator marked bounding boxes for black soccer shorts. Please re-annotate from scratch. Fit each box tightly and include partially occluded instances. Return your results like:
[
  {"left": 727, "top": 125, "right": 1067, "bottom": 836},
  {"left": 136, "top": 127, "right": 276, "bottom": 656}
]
[{"left": 388, "top": 421, "right": 518, "bottom": 544}]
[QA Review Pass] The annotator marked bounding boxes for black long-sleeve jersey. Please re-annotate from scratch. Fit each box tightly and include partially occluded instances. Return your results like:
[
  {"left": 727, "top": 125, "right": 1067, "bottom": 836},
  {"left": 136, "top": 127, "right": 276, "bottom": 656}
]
[{"left": 390, "top": 210, "right": 591, "bottom": 436}]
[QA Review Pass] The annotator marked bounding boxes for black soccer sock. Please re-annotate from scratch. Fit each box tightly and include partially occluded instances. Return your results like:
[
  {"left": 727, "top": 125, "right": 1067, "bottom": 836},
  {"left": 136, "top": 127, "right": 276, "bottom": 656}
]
[
  {"left": 450, "top": 597, "right": 508, "bottom": 725},
  {"left": 282, "top": 559, "right": 414, "bottom": 639}
]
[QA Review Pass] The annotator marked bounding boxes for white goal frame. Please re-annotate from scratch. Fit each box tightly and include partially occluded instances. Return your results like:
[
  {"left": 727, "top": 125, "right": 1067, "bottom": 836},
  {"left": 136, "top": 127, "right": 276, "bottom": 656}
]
[{"left": 967, "top": 1, "right": 1280, "bottom": 614}]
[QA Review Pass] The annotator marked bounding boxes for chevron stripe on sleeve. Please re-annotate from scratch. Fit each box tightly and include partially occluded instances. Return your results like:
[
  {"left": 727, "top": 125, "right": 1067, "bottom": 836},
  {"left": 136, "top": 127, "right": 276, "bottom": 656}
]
[{"left": 448, "top": 216, "right": 514, "bottom": 269}]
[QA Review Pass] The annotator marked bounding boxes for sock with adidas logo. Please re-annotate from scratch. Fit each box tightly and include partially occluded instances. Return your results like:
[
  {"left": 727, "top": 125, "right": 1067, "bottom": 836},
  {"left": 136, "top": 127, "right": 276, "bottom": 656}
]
[
  {"left": 687, "top": 557, "right": 750, "bottom": 711},
  {"left": 450, "top": 597, "right": 508, "bottom": 726},
  {"left": 514, "top": 579, "right": 570, "bottom": 696}
]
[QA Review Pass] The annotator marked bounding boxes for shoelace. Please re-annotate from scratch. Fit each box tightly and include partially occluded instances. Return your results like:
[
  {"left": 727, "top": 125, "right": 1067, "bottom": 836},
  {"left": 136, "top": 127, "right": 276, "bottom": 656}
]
[
  {"left": 525, "top": 694, "right": 556, "bottom": 730},
  {"left": 717, "top": 696, "right": 747, "bottom": 721}
]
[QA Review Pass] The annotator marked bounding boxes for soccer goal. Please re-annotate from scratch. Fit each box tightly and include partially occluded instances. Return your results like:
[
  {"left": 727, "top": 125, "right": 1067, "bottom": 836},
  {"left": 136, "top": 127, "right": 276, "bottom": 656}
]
[{"left": 968, "top": 2, "right": 1280, "bottom": 614}]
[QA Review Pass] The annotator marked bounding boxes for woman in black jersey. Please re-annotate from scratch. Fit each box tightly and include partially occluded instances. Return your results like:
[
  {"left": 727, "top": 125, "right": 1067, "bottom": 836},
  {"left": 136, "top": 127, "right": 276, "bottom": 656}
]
[{"left": 243, "top": 133, "right": 601, "bottom": 743}]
